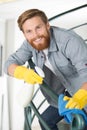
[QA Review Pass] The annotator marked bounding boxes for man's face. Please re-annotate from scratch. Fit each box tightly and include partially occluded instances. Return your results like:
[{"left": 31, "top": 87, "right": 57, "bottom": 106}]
[{"left": 22, "top": 16, "right": 50, "bottom": 51}]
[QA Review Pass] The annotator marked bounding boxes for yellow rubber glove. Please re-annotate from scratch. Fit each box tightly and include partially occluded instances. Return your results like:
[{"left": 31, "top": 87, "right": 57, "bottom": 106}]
[
  {"left": 14, "top": 66, "right": 43, "bottom": 84},
  {"left": 63, "top": 89, "right": 87, "bottom": 109}
]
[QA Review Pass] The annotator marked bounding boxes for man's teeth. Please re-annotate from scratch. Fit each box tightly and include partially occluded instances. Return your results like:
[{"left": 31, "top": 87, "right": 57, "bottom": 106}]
[{"left": 35, "top": 38, "right": 41, "bottom": 42}]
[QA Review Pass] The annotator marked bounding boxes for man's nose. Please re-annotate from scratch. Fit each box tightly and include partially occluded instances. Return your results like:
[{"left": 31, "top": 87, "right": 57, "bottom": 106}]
[{"left": 32, "top": 30, "right": 38, "bottom": 38}]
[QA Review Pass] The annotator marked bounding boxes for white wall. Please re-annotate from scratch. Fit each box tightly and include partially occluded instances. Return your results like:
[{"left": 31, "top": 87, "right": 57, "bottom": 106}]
[
  {"left": 0, "top": 20, "right": 9, "bottom": 130},
  {"left": 0, "top": 1, "right": 87, "bottom": 130}
]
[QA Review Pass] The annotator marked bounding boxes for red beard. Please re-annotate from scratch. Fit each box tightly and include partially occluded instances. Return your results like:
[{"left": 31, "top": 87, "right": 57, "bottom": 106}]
[{"left": 29, "top": 34, "right": 50, "bottom": 51}]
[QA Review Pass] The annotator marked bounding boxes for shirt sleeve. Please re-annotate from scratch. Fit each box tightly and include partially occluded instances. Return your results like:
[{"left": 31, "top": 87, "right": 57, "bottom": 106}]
[
  {"left": 65, "top": 35, "right": 87, "bottom": 74},
  {"left": 4, "top": 40, "right": 33, "bottom": 74}
]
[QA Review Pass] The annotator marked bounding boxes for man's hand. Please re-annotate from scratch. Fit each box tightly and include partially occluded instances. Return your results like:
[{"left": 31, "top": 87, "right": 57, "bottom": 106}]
[
  {"left": 14, "top": 66, "right": 43, "bottom": 84},
  {"left": 63, "top": 89, "right": 87, "bottom": 109}
]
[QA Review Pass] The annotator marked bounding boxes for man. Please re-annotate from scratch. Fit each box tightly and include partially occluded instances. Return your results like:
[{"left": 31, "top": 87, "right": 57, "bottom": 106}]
[{"left": 4, "top": 9, "right": 87, "bottom": 130}]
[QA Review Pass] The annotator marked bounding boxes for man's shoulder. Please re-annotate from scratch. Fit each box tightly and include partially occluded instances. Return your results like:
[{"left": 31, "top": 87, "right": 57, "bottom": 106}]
[
  {"left": 51, "top": 26, "right": 80, "bottom": 43},
  {"left": 51, "top": 26, "right": 74, "bottom": 36},
  {"left": 51, "top": 26, "right": 67, "bottom": 33}
]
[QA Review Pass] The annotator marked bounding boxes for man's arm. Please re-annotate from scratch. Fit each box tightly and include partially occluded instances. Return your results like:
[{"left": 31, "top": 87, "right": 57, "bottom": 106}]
[
  {"left": 63, "top": 35, "right": 87, "bottom": 109},
  {"left": 7, "top": 64, "right": 43, "bottom": 85},
  {"left": 81, "top": 82, "right": 87, "bottom": 90},
  {"left": 8, "top": 64, "right": 18, "bottom": 76}
]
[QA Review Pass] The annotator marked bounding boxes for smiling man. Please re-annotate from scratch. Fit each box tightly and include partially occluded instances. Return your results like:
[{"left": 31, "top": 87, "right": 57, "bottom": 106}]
[
  {"left": 22, "top": 16, "right": 50, "bottom": 51},
  {"left": 4, "top": 9, "right": 87, "bottom": 130}
]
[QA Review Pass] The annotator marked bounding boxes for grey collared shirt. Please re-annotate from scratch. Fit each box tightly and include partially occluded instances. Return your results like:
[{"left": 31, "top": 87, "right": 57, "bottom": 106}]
[{"left": 4, "top": 26, "right": 87, "bottom": 110}]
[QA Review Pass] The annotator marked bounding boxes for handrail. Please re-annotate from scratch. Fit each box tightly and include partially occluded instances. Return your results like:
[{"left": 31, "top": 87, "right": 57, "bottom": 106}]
[
  {"left": 69, "top": 23, "right": 87, "bottom": 30},
  {"left": 31, "top": 98, "right": 46, "bottom": 122},
  {"left": 27, "top": 76, "right": 86, "bottom": 130},
  {"left": 30, "top": 101, "right": 52, "bottom": 130},
  {"left": 48, "top": 5, "right": 87, "bottom": 43},
  {"left": 27, "top": 59, "right": 86, "bottom": 130},
  {"left": 71, "top": 114, "right": 86, "bottom": 130},
  {"left": 68, "top": 23, "right": 87, "bottom": 42},
  {"left": 48, "top": 4, "right": 87, "bottom": 21}
]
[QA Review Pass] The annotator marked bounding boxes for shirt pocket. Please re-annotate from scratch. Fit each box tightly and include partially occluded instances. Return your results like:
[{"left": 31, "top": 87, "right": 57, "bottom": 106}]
[
  {"left": 58, "top": 63, "right": 77, "bottom": 77},
  {"left": 55, "top": 52, "right": 77, "bottom": 77}
]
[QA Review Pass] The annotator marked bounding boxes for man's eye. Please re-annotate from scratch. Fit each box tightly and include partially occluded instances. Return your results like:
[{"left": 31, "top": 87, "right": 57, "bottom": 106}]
[
  {"left": 26, "top": 30, "right": 31, "bottom": 33},
  {"left": 37, "top": 26, "right": 41, "bottom": 29}
]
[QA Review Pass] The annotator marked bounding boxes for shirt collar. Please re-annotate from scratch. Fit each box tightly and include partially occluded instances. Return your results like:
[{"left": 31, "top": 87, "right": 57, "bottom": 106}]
[{"left": 48, "top": 27, "right": 58, "bottom": 52}]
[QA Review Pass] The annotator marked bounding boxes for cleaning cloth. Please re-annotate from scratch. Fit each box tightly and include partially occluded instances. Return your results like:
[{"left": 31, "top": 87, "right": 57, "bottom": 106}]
[{"left": 58, "top": 94, "right": 87, "bottom": 124}]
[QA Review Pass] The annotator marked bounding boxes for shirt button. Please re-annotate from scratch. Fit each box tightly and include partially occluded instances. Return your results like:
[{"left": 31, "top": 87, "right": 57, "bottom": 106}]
[{"left": 41, "top": 55, "right": 45, "bottom": 59}]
